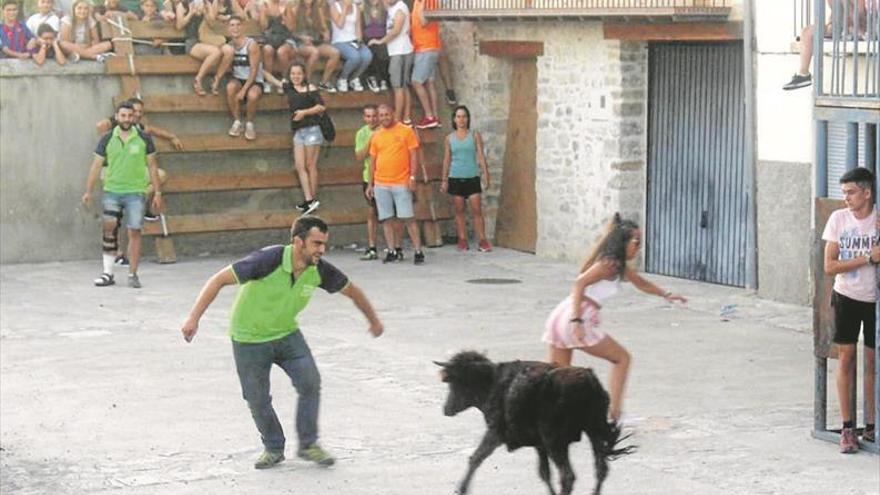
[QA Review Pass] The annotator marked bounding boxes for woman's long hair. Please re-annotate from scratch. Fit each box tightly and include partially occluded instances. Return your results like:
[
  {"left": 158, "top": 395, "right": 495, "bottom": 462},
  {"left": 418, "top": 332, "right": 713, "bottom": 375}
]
[
  {"left": 70, "top": 0, "right": 93, "bottom": 45},
  {"left": 579, "top": 213, "right": 639, "bottom": 276},
  {"left": 362, "top": 0, "right": 385, "bottom": 25}
]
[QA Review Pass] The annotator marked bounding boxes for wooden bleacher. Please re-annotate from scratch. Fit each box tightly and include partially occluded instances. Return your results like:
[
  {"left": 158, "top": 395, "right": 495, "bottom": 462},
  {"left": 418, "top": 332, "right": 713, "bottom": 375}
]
[{"left": 101, "top": 18, "right": 450, "bottom": 259}]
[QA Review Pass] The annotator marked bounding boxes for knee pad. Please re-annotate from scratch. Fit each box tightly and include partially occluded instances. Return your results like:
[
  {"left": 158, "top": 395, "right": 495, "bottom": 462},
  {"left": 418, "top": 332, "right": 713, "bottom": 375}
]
[{"left": 102, "top": 209, "right": 123, "bottom": 252}]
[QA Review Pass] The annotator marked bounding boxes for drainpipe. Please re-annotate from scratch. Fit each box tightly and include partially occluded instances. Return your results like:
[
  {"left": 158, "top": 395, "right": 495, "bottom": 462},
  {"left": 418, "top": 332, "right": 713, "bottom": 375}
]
[{"left": 743, "top": 0, "right": 758, "bottom": 290}]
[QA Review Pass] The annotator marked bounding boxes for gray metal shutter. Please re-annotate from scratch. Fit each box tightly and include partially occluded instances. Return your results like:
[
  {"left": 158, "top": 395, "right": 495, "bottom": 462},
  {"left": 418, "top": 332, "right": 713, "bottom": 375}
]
[{"left": 826, "top": 122, "right": 867, "bottom": 199}]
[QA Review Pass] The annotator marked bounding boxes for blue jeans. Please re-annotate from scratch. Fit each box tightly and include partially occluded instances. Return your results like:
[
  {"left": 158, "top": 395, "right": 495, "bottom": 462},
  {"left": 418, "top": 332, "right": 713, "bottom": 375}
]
[
  {"left": 102, "top": 192, "right": 146, "bottom": 230},
  {"left": 232, "top": 331, "right": 321, "bottom": 452},
  {"left": 333, "top": 41, "right": 373, "bottom": 80}
]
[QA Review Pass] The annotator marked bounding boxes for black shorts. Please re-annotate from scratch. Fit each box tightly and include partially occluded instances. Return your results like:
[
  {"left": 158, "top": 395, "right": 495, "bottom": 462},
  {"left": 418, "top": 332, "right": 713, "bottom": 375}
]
[
  {"left": 362, "top": 182, "right": 377, "bottom": 211},
  {"left": 832, "top": 291, "right": 876, "bottom": 348},
  {"left": 447, "top": 177, "right": 482, "bottom": 198}
]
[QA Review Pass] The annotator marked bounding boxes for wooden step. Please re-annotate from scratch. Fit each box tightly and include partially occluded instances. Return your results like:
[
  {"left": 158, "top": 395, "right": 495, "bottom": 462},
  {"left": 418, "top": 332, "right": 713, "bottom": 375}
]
[
  {"left": 100, "top": 19, "right": 261, "bottom": 41},
  {"left": 143, "top": 208, "right": 367, "bottom": 236},
  {"left": 155, "top": 129, "right": 441, "bottom": 153},
  {"left": 107, "top": 54, "right": 329, "bottom": 76},
  {"left": 164, "top": 163, "right": 445, "bottom": 193},
  {"left": 119, "top": 92, "right": 392, "bottom": 113}
]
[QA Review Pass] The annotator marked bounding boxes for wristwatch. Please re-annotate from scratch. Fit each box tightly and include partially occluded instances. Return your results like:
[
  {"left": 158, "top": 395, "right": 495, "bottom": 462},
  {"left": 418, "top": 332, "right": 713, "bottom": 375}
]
[{"left": 867, "top": 253, "right": 875, "bottom": 265}]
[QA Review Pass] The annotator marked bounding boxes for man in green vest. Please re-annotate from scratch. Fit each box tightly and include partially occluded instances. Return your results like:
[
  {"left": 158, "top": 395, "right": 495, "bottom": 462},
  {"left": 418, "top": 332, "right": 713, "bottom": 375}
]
[
  {"left": 82, "top": 101, "right": 164, "bottom": 289},
  {"left": 180, "top": 216, "right": 384, "bottom": 469}
]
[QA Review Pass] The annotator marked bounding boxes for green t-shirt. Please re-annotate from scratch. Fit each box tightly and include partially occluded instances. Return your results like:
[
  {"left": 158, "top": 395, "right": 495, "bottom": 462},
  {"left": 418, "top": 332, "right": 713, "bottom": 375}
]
[
  {"left": 94, "top": 126, "right": 156, "bottom": 194},
  {"left": 229, "top": 244, "right": 350, "bottom": 343},
  {"left": 355, "top": 125, "right": 373, "bottom": 182}
]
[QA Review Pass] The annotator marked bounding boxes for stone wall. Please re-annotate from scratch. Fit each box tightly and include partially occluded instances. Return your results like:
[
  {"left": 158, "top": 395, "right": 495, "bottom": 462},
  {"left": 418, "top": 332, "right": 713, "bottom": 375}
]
[{"left": 441, "top": 21, "right": 647, "bottom": 262}]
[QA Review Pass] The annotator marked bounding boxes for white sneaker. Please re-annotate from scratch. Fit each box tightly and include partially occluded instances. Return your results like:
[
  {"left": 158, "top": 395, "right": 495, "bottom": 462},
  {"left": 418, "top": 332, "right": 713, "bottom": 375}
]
[
  {"left": 69, "top": 52, "right": 81, "bottom": 63},
  {"left": 228, "top": 120, "right": 243, "bottom": 137},
  {"left": 379, "top": 80, "right": 389, "bottom": 91},
  {"left": 244, "top": 121, "right": 256, "bottom": 141},
  {"left": 350, "top": 78, "right": 364, "bottom": 91},
  {"left": 336, "top": 78, "right": 349, "bottom": 92},
  {"left": 263, "top": 82, "right": 272, "bottom": 94}
]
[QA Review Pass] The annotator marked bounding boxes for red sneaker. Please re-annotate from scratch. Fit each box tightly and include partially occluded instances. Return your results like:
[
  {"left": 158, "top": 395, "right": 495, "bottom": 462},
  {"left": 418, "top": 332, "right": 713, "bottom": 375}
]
[
  {"left": 478, "top": 239, "right": 493, "bottom": 252},
  {"left": 415, "top": 117, "right": 438, "bottom": 129},
  {"left": 457, "top": 238, "right": 468, "bottom": 251}
]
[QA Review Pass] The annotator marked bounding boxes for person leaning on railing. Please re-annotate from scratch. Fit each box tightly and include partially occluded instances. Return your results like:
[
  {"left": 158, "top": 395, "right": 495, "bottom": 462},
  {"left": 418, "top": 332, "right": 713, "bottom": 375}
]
[{"left": 58, "top": 0, "right": 114, "bottom": 62}]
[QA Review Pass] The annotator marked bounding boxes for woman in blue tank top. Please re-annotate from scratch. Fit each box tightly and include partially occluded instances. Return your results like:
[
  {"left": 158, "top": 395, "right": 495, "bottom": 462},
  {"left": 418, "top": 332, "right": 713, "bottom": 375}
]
[{"left": 441, "top": 105, "right": 492, "bottom": 252}]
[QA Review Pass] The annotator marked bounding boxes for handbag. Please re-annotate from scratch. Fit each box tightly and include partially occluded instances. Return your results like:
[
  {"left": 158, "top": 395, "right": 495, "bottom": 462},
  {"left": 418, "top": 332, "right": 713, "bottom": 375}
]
[{"left": 318, "top": 111, "right": 336, "bottom": 142}]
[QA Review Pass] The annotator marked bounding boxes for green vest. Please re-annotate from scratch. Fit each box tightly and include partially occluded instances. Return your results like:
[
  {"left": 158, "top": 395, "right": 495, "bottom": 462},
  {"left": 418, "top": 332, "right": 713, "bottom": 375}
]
[{"left": 229, "top": 245, "right": 322, "bottom": 343}]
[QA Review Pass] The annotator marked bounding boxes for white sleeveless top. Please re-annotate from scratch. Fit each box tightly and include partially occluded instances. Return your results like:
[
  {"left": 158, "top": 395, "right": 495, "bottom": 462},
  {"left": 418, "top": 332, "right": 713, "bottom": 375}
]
[
  {"left": 331, "top": 2, "right": 359, "bottom": 43},
  {"left": 584, "top": 277, "right": 620, "bottom": 304},
  {"left": 385, "top": 0, "right": 412, "bottom": 56}
]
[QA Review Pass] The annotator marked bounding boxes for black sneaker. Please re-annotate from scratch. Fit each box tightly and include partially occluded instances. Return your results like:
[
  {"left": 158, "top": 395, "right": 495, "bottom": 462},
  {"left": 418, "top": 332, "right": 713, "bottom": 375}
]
[
  {"left": 382, "top": 249, "right": 397, "bottom": 264},
  {"left": 414, "top": 250, "right": 425, "bottom": 265},
  {"left": 295, "top": 201, "right": 308, "bottom": 212},
  {"left": 395, "top": 248, "right": 404, "bottom": 261},
  {"left": 143, "top": 210, "right": 159, "bottom": 222},
  {"left": 114, "top": 254, "right": 130, "bottom": 266},
  {"left": 782, "top": 73, "right": 812, "bottom": 91},
  {"left": 318, "top": 82, "right": 337, "bottom": 93},
  {"left": 360, "top": 247, "right": 378, "bottom": 260},
  {"left": 445, "top": 89, "right": 457, "bottom": 106},
  {"left": 303, "top": 199, "right": 320, "bottom": 215}
]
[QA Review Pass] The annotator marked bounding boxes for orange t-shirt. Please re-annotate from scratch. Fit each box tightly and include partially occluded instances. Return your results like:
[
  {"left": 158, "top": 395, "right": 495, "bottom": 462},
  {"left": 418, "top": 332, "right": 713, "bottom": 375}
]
[
  {"left": 411, "top": 0, "right": 441, "bottom": 53},
  {"left": 369, "top": 122, "right": 420, "bottom": 186}
]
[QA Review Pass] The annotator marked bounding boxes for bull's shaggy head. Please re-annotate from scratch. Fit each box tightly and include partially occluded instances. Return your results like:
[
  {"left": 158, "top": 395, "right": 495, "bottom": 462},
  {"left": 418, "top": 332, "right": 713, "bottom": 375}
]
[{"left": 434, "top": 351, "right": 496, "bottom": 416}]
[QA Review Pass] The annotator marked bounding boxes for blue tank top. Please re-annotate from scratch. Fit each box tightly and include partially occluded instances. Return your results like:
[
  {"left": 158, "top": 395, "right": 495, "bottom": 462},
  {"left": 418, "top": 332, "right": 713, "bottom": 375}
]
[{"left": 448, "top": 130, "right": 479, "bottom": 178}]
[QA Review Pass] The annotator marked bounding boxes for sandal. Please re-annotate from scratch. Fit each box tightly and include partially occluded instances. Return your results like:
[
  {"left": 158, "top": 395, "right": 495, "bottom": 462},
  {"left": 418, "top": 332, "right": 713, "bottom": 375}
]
[
  {"left": 94, "top": 273, "right": 115, "bottom": 287},
  {"left": 210, "top": 77, "right": 221, "bottom": 96},
  {"left": 193, "top": 78, "right": 207, "bottom": 96}
]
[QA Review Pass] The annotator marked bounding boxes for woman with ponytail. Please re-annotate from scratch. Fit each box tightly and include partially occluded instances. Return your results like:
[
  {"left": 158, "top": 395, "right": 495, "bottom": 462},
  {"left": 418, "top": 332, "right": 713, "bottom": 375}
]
[{"left": 542, "top": 213, "right": 687, "bottom": 422}]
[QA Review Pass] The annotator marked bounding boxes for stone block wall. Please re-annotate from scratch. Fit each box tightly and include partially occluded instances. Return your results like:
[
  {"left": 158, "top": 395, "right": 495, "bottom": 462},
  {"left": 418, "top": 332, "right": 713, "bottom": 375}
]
[{"left": 441, "top": 21, "right": 647, "bottom": 262}]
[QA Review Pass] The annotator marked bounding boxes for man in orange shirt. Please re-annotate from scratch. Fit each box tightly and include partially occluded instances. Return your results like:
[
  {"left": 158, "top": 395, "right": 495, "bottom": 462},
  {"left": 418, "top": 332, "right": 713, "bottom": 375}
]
[
  {"left": 366, "top": 104, "right": 426, "bottom": 265},
  {"left": 410, "top": 0, "right": 441, "bottom": 130}
]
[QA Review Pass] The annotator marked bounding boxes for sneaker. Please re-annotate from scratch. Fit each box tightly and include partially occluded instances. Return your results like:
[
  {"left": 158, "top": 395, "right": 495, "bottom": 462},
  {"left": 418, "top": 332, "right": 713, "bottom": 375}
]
[
  {"left": 297, "top": 443, "right": 335, "bottom": 466},
  {"left": 276, "top": 84, "right": 284, "bottom": 95},
  {"left": 782, "top": 73, "right": 812, "bottom": 91},
  {"left": 114, "top": 254, "right": 130, "bottom": 266},
  {"left": 144, "top": 210, "right": 159, "bottom": 222},
  {"left": 254, "top": 450, "right": 285, "bottom": 469},
  {"left": 840, "top": 427, "right": 859, "bottom": 454},
  {"left": 295, "top": 201, "right": 308, "bottom": 212},
  {"left": 350, "top": 78, "right": 364, "bottom": 91},
  {"left": 95, "top": 52, "right": 116, "bottom": 63},
  {"left": 127, "top": 273, "right": 142, "bottom": 289},
  {"left": 318, "top": 82, "right": 337, "bottom": 93},
  {"left": 402, "top": 119, "right": 413, "bottom": 127},
  {"left": 94, "top": 273, "right": 115, "bottom": 287},
  {"left": 228, "top": 120, "right": 243, "bottom": 137},
  {"left": 379, "top": 80, "right": 389, "bottom": 92},
  {"left": 366, "top": 76, "right": 380, "bottom": 93},
  {"left": 395, "top": 248, "right": 404, "bottom": 261},
  {"left": 415, "top": 117, "right": 440, "bottom": 129},
  {"left": 336, "top": 78, "right": 349, "bottom": 92},
  {"left": 303, "top": 199, "right": 320, "bottom": 215},
  {"left": 445, "top": 89, "right": 457, "bottom": 106},
  {"left": 414, "top": 250, "right": 425, "bottom": 265},
  {"left": 478, "top": 239, "right": 493, "bottom": 252},
  {"left": 864, "top": 425, "right": 875, "bottom": 443},
  {"left": 382, "top": 249, "right": 397, "bottom": 264},
  {"left": 263, "top": 82, "right": 272, "bottom": 94},
  {"left": 244, "top": 121, "right": 256, "bottom": 141},
  {"left": 360, "top": 247, "right": 378, "bottom": 260},
  {"left": 457, "top": 238, "right": 468, "bottom": 251}
]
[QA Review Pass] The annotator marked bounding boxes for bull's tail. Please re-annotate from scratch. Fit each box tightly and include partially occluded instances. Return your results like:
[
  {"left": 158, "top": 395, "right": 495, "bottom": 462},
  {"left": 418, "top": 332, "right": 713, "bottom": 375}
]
[{"left": 601, "top": 421, "right": 636, "bottom": 460}]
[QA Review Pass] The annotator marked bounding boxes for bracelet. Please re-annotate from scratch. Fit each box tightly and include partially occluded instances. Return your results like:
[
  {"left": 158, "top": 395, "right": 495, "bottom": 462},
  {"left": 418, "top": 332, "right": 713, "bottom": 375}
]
[{"left": 569, "top": 318, "right": 584, "bottom": 323}]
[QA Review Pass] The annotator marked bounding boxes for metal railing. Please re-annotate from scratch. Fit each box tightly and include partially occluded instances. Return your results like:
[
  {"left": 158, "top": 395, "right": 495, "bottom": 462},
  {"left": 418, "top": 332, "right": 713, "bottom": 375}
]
[
  {"left": 425, "top": 0, "right": 732, "bottom": 19},
  {"left": 799, "top": 0, "right": 880, "bottom": 100}
]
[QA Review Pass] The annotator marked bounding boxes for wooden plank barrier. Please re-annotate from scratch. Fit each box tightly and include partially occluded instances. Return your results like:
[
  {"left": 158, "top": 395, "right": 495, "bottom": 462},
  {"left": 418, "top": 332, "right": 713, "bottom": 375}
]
[{"left": 117, "top": 92, "right": 391, "bottom": 113}]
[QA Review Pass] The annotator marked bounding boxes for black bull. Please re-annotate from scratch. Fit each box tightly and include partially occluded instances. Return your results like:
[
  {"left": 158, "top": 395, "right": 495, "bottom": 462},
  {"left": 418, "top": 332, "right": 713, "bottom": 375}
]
[{"left": 435, "top": 351, "right": 634, "bottom": 495}]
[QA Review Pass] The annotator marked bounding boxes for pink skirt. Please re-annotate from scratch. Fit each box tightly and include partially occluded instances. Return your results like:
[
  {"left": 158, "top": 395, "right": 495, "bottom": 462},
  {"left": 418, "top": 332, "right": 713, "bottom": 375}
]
[{"left": 542, "top": 296, "right": 606, "bottom": 349}]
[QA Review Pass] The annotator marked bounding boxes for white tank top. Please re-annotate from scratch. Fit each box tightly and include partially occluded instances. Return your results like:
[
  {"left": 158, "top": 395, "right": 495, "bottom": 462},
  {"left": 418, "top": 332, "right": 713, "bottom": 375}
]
[
  {"left": 331, "top": 2, "right": 359, "bottom": 43},
  {"left": 584, "top": 277, "right": 620, "bottom": 304},
  {"left": 231, "top": 38, "right": 264, "bottom": 82},
  {"left": 385, "top": 1, "right": 412, "bottom": 56}
]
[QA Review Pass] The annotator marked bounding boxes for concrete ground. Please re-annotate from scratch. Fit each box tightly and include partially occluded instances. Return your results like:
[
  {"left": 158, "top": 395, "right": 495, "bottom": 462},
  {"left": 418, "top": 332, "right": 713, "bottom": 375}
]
[{"left": 1, "top": 246, "right": 878, "bottom": 494}]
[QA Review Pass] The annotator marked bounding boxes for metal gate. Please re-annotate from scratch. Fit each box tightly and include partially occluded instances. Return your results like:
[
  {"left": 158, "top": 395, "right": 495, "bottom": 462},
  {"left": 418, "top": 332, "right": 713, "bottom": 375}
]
[{"left": 646, "top": 42, "right": 747, "bottom": 287}]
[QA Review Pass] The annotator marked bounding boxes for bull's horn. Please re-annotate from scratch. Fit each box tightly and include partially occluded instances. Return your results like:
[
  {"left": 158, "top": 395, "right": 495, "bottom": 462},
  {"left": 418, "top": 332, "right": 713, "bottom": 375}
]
[{"left": 432, "top": 360, "right": 448, "bottom": 367}]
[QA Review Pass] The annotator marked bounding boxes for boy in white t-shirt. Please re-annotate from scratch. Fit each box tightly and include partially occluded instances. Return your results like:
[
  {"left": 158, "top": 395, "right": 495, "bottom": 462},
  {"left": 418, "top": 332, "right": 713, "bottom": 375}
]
[
  {"left": 26, "top": 0, "right": 61, "bottom": 35},
  {"left": 821, "top": 167, "right": 879, "bottom": 453}
]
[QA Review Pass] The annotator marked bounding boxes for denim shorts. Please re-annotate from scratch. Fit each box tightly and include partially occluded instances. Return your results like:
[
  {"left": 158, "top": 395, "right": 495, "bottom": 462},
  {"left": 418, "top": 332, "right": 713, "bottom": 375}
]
[
  {"left": 374, "top": 184, "right": 414, "bottom": 221},
  {"left": 293, "top": 125, "right": 324, "bottom": 146},
  {"left": 412, "top": 50, "right": 439, "bottom": 84},
  {"left": 102, "top": 192, "right": 146, "bottom": 230}
]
